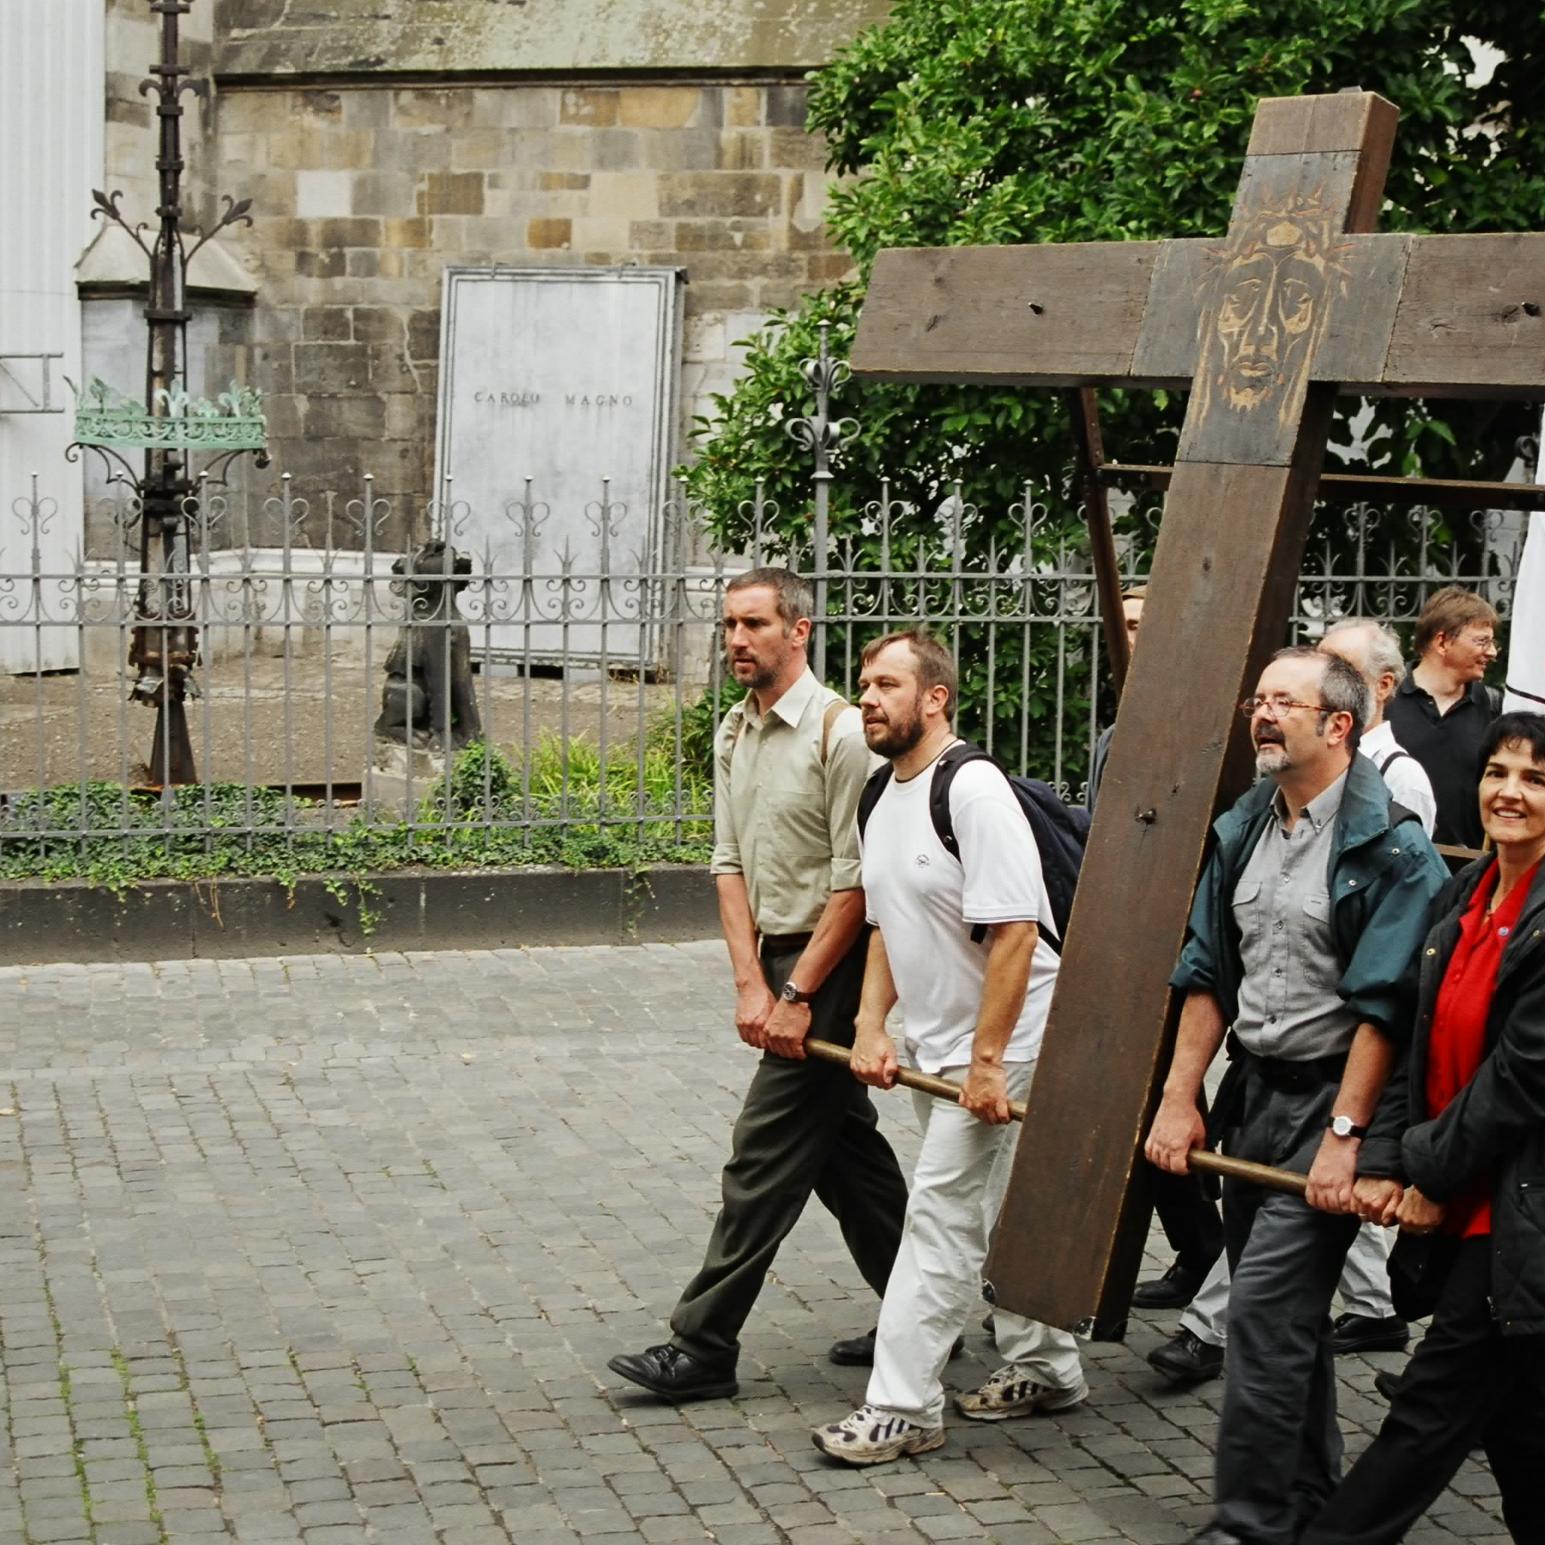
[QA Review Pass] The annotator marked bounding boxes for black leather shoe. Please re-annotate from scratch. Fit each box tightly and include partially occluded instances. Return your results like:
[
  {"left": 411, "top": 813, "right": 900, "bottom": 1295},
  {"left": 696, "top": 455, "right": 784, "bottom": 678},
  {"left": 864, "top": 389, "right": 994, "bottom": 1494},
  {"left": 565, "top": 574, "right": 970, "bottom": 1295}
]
[
  {"left": 1147, "top": 1328, "right": 1224, "bottom": 1385},
  {"left": 1373, "top": 1367, "right": 1404, "bottom": 1402},
  {"left": 1330, "top": 1312, "right": 1409, "bottom": 1355},
  {"left": 1132, "top": 1260, "right": 1207, "bottom": 1311},
  {"left": 827, "top": 1329, "right": 965, "bottom": 1367},
  {"left": 607, "top": 1343, "right": 737, "bottom": 1401}
]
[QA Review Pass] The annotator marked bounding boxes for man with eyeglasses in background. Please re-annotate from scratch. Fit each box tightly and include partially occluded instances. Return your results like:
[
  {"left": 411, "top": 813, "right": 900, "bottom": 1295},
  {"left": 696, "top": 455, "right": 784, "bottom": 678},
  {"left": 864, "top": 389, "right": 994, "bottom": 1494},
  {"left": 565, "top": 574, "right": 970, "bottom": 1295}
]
[
  {"left": 1384, "top": 586, "right": 1501, "bottom": 850},
  {"left": 1145, "top": 647, "right": 1446, "bottom": 1545}
]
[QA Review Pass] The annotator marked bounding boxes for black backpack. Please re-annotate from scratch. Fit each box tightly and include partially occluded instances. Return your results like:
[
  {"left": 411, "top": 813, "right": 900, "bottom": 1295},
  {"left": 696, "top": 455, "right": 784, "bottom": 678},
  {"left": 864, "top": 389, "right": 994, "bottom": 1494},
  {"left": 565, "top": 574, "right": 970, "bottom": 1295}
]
[{"left": 856, "top": 741, "right": 1089, "bottom": 953}]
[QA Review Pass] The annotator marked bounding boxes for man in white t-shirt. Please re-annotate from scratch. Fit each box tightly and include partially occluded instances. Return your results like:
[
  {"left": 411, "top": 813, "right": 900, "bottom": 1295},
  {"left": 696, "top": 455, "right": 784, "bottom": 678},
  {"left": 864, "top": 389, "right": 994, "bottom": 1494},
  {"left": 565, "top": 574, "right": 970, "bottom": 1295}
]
[{"left": 811, "top": 631, "right": 1086, "bottom": 1466}]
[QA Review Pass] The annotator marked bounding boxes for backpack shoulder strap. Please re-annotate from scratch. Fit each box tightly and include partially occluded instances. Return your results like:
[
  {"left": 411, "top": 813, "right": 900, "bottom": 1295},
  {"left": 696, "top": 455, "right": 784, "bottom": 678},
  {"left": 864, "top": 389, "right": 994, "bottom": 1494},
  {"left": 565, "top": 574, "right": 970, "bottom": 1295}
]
[
  {"left": 819, "top": 698, "right": 848, "bottom": 764},
  {"left": 1485, "top": 683, "right": 1504, "bottom": 718},
  {"left": 856, "top": 762, "right": 894, "bottom": 841},
  {"left": 1376, "top": 747, "right": 1411, "bottom": 776},
  {"left": 927, "top": 741, "right": 995, "bottom": 860}
]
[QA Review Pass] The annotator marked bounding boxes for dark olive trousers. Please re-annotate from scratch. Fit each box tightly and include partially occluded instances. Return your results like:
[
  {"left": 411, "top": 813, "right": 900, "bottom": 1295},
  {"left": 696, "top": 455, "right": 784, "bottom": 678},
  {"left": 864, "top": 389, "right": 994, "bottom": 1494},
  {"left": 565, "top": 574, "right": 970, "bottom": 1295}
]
[{"left": 669, "top": 935, "right": 909, "bottom": 1365}]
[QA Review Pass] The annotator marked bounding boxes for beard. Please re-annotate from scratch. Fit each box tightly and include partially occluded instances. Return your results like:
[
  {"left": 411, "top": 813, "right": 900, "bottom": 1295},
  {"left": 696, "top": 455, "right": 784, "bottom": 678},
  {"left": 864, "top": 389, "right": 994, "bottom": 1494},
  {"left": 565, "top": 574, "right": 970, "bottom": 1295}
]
[
  {"left": 1253, "top": 726, "right": 1290, "bottom": 776},
  {"left": 736, "top": 658, "right": 778, "bottom": 691},
  {"left": 864, "top": 702, "right": 926, "bottom": 759}
]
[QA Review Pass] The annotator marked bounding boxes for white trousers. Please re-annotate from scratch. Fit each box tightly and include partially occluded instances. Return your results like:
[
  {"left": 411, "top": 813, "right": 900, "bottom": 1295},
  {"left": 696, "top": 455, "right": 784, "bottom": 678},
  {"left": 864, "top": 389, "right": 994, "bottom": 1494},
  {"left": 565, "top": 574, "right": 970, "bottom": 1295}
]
[
  {"left": 868, "top": 1054, "right": 1085, "bottom": 1427},
  {"left": 1180, "top": 1219, "right": 1397, "bottom": 1347}
]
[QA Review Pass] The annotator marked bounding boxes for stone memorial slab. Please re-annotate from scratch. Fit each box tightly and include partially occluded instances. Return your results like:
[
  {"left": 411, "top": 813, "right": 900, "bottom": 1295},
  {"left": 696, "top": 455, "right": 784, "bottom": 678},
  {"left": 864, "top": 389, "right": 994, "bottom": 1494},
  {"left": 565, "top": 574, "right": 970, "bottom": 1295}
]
[{"left": 434, "top": 266, "right": 683, "bottom": 666}]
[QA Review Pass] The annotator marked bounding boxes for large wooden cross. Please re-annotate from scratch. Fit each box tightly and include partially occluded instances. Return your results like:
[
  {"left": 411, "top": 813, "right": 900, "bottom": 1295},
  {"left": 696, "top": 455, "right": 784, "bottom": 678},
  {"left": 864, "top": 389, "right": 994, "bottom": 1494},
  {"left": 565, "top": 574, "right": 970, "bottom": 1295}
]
[{"left": 852, "top": 91, "right": 1545, "bottom": 1332}]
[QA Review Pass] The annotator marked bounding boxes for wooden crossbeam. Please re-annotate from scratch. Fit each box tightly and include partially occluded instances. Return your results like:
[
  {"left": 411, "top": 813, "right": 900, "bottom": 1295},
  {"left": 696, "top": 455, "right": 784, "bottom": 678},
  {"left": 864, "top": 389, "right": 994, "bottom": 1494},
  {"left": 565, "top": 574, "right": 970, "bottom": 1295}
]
[
  {"left": 854, "top": 236, "right": 1545, "bottom": 398},
  {"left": 851, "top": 89, "right": 1545, "bottom": 1335}
]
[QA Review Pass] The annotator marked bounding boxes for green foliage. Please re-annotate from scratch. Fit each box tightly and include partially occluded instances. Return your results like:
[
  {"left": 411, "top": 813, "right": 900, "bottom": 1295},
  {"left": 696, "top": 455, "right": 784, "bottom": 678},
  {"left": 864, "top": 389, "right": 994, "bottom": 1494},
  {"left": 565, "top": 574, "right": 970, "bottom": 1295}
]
[
  {"left": 0, "top": 736, "right": 716, "bottom": 904},
  {"left": 682, "top": 0, "right": 1545, "bottom": 766}
]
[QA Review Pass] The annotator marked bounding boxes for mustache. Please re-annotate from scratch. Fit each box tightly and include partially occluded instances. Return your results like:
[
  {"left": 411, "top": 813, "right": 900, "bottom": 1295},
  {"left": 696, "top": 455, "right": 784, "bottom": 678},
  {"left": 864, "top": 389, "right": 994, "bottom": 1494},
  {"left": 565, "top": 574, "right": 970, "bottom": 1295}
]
[{"left": 1254, "top": 726, "right": 1286, "bottom": 746}]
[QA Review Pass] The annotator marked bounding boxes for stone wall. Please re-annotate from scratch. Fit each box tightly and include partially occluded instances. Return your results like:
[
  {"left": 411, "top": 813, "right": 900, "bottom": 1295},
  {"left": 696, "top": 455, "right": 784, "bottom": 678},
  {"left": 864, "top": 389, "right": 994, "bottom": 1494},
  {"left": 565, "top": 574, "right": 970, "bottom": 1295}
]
[
  {"left": 214, "top": 81, "right": 854, "bottom": 544},
  {"left": 214, "top": 0, "right": 892, "bottom": 76}
]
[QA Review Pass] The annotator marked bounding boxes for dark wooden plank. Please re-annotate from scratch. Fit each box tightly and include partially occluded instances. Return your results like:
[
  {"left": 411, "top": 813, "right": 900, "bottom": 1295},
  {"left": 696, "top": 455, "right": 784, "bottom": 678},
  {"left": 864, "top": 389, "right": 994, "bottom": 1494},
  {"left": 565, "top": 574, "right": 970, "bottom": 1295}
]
[
  {"left": 1131, "top": 238, "right": 1211, "bottom": 384},
  {"left": 852, "top": 243, "right": 1161, "bottom": 385},
  {"left": 1067, "top": 389, "right": 1130, "bottom": 694},
  {"left": 984, "top": 89, "right": 1393, "bottom": 1329},
  {"left": 1245, "top": 90, "right": 1399, "bottom": 163},
  {"left": 1178, "top": 148, "right": 1391, "bottom": 467},
  {"left": 1381, "top": 233, "right": 1545, "bottom": 394},
  {"left": 1099, "top": 462, "right": 1545, "bottom": 509},
  {"left": 986, "top": 451, "right": 1332, "bottom": 1329}
]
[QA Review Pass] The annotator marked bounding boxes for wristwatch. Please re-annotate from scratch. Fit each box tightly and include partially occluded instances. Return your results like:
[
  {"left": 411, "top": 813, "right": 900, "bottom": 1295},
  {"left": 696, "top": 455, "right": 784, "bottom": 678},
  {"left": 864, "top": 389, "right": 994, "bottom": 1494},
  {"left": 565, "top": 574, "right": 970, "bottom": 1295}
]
[
  {"left": 1328, "top": 1115, "right": 1368, "bottom": 1139},
  {"left": 780, "top": 981, "right": 815, "bottom": 1005}
]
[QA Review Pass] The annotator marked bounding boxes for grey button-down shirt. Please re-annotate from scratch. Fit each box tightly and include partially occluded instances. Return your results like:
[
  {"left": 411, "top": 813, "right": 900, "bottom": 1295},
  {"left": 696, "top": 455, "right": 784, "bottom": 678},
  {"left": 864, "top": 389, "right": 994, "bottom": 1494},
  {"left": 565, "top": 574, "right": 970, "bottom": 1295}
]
[{"left": 1232, "top": 771, "right": 1358, "bottom": 1061}]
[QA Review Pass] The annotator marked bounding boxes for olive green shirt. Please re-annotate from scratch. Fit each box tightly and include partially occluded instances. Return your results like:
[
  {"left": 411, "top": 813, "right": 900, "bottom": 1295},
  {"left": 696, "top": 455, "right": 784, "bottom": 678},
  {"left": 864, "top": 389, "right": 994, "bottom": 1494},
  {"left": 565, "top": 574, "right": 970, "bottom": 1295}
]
[{"left": 710, "top": 668, "right": 874, "bottom": 936}]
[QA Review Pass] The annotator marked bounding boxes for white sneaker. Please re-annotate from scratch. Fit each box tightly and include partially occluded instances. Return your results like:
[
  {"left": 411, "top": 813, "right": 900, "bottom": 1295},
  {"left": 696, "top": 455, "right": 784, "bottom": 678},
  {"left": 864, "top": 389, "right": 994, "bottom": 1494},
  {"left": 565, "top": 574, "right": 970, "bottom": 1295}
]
[
  {"left": 954, "top": 1365, "right": 1088, "bottom": 1422},
  {"left": 811, "top": 1404, "right": 946, "bottom": 1465}
]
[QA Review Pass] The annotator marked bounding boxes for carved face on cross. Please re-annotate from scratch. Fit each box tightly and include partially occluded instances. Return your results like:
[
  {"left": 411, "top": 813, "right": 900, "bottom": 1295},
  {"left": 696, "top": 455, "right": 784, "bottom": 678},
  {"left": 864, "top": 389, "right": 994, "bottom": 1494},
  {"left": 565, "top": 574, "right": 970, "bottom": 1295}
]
[{"left": 1209, "top": 198, "right": 1352, "bottom": 416}]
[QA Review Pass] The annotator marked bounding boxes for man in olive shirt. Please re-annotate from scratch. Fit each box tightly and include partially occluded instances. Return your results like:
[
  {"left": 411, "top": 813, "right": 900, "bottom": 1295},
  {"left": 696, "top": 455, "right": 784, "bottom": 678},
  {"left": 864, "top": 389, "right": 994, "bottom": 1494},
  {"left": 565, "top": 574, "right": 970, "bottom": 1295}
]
[{"left": 609, "top": 568, "right": 908, "bottom": 1401}]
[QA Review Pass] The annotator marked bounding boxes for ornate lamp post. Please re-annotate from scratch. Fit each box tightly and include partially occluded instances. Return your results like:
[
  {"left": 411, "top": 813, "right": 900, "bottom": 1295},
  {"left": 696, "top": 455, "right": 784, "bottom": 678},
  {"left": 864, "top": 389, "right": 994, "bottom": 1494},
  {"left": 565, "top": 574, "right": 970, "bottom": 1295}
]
[{"left": 70, "top": 0, "right": 266, "bottom": 784}]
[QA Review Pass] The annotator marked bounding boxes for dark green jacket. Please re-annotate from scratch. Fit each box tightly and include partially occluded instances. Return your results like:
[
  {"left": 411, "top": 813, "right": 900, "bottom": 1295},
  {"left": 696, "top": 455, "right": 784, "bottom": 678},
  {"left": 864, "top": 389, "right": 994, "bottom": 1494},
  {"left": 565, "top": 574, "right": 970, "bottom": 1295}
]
[{"left": 1170, "top": 755, "right": 1448, "bottom": 1137}]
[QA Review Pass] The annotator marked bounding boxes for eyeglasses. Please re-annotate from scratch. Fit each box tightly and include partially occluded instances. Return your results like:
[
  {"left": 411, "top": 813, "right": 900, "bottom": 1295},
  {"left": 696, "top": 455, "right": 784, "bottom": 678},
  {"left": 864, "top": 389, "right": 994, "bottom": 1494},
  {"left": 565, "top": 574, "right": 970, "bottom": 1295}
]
[{"left": 1238, "top": 695, "right": 1334, "bottom": 719}]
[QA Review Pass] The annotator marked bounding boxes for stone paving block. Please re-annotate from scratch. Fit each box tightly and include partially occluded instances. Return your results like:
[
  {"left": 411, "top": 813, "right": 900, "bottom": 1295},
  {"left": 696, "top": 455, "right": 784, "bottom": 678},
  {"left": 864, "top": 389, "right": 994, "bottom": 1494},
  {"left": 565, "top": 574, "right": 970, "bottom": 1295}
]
[{"left": 0, "top": 946, "right": 1510, "bottom": 1545}]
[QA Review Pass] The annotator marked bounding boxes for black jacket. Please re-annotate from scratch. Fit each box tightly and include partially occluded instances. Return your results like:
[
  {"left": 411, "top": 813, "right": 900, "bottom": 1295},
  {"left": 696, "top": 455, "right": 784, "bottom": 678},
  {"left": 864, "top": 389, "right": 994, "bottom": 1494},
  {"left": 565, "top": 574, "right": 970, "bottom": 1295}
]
[{"left": 1361, "top": 858, "right": 1545, "bottom": 1336}]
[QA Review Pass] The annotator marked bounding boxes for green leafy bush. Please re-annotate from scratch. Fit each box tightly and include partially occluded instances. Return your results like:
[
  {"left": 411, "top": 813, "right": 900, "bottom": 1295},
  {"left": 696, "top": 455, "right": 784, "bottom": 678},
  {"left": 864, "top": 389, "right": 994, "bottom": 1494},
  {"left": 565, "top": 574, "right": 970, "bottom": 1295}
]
[
  {"left": 682, "top": 0, "right": 1545, "bottom": 780},
  {"left": 0, "top": 735, "right": 716, "bottom": 891}
]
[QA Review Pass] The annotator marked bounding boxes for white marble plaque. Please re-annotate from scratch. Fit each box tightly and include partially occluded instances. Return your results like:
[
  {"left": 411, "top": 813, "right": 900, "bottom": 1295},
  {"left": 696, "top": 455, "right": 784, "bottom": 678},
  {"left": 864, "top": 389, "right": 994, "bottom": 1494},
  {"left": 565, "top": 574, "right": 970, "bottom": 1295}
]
[{"left": 433, "top": 266, "right": 683, "bottom": 666}]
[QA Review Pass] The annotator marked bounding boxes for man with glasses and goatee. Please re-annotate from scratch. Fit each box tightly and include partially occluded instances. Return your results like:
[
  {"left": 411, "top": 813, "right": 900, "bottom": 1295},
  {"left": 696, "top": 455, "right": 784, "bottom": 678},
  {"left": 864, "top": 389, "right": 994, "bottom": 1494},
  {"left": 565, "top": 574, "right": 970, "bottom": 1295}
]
[{"left": 1145, "top": 646, "right": 1446, "bottom": 1545}]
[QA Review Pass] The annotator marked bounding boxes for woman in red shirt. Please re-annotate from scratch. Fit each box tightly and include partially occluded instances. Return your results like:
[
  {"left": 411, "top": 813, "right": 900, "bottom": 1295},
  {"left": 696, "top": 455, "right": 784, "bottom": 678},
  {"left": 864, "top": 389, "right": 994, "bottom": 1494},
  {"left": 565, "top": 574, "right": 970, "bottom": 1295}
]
[{"left": 1301, "top": 712, "right": 1545, "bottom": 1544}]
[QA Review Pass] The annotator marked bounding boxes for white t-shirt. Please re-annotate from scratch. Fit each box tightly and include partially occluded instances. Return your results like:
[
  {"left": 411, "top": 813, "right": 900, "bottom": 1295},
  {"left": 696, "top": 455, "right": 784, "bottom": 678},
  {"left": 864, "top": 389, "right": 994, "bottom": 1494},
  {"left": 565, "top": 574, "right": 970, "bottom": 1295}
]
[
  {"left": 861, "top": 756, "right": 1061, "bottom": 1073},
  {"left": 1361, "top": 720, "right": 1437, "bottom": 837}
]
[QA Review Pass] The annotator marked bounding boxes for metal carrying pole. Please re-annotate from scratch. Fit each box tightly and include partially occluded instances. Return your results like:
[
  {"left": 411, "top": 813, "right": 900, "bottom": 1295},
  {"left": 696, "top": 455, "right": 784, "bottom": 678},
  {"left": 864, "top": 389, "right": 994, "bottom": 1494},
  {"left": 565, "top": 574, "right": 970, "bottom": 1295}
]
[{"left": 804, "top": 1037, "right": 1308, "bottom": 1199}]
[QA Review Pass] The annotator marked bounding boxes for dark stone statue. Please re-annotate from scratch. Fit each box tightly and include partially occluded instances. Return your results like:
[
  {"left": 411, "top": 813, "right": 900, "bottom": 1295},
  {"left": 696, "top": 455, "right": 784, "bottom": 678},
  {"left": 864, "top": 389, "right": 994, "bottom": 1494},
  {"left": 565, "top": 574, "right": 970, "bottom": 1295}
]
[{"left": 374, "top": 541, "right": 483, "bottom": 751}]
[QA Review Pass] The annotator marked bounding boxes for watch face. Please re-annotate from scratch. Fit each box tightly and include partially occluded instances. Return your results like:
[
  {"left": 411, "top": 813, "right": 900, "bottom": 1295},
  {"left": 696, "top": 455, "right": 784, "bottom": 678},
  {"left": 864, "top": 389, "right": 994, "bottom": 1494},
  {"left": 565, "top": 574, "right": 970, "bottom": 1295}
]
[{"left": 781, "top": 982, "right": 798, "bottom": 1001}]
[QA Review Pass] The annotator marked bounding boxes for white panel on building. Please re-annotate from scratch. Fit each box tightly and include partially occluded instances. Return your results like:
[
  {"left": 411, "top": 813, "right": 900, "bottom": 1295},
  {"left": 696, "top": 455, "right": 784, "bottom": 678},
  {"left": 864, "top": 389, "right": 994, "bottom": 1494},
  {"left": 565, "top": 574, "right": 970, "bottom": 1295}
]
[
  {"left": 433, "top": 266, "right": 684, "bottom": 668},
  {"left": 0, "top": 0, "right": 104, "bottom": 673}
]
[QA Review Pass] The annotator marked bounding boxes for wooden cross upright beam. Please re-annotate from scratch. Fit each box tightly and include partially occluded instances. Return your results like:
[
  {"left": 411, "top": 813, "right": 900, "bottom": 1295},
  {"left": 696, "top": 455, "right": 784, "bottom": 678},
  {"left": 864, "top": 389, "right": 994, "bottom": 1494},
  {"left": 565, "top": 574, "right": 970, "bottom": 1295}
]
[{"left": 851, "top": 91, "right": 1545, "bottom": 1333}]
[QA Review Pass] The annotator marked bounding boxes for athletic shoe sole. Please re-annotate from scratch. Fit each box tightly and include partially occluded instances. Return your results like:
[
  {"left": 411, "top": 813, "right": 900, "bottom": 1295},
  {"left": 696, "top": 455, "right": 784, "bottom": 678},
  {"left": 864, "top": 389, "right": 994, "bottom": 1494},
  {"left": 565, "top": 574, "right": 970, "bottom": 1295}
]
[
  {"left": 811, "top": 1425, "right": 946, "bottom": 1465},
  {"left": 954, "top": 1381, "right": 1089, "bottom": 1423}
]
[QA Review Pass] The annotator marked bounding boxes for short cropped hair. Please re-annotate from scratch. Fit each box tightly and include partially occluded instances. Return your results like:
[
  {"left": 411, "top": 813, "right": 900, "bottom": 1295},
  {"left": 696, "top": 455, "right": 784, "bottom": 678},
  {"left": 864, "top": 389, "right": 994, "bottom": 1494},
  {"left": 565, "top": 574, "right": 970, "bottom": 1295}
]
[
  {"left": 861, "top": 629, "right": 958, "bottom": 721},
  {"left": 1121, "top": 584, "right": 1148, "bottom": 603},
  {"left": 725, "top": 566, "right": 813, "bottom": 630},
  {"left": 1323, "top": 617, "right": 1408, "bottom": 694},
  {"left": 1413, "top": 586, "right": 1498, "bottom": 658},
  {"left": 1270, "top": 644, "right": 1368, "bottom": 751},
  {"left": 1477, "top": 711, "right": 1545, "bottom": 779}
]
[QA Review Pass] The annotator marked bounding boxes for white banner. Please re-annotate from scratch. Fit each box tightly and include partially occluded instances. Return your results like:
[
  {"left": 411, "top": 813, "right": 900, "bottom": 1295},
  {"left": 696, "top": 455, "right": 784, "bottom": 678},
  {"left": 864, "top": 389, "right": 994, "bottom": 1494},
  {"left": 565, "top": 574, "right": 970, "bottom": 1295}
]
[{"left": 1502, "top": 407, "right": 1545, "bottom": 713}]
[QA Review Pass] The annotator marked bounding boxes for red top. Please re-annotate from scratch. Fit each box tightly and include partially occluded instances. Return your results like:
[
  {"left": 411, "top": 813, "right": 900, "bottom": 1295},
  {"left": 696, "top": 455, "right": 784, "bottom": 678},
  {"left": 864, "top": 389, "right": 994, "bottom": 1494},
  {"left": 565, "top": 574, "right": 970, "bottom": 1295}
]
[{"left": 1425, "top": 860, "right": 1539, "bottom": 1237}]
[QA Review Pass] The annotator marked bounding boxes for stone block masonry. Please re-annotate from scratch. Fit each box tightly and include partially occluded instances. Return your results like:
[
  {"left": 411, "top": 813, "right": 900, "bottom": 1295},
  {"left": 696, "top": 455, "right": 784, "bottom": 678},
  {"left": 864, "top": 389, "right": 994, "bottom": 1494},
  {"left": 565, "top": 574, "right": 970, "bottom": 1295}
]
[
  {"left": 215, "top": 83, "right": 855, "bottom": 544},
  {"left": 0, "top": 942, "right": 1508, "bottom": 1544}
]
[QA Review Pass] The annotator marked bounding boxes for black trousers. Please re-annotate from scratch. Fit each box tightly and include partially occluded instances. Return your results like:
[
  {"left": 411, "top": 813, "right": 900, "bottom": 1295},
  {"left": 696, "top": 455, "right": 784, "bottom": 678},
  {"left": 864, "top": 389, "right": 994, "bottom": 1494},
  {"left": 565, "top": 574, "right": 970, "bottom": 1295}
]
[
  {"left": 669, "top": 934, "right": 909, "bottom": 1363},
  {"left": 1150, "top": 1167, "right": 1225, "bottom": 1278},
  {"left": 1300, "top": 1236, "right": 1545, "bottom": 1545}
]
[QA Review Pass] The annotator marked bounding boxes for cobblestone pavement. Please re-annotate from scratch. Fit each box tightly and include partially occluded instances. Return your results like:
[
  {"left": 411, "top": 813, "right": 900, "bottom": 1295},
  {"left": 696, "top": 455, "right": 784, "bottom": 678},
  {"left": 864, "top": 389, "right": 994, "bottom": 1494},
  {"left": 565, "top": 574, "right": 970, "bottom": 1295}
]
[{"left": 0, "top": 944, "right": 1505, "bottom": 1545}]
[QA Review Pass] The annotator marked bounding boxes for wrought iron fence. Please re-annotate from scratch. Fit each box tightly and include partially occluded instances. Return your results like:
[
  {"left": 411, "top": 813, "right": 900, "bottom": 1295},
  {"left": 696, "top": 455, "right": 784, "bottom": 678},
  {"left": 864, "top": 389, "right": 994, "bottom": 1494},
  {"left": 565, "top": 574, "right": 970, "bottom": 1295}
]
[{"left": 0, "top": 464, "right": 1529, "bottom": 865}]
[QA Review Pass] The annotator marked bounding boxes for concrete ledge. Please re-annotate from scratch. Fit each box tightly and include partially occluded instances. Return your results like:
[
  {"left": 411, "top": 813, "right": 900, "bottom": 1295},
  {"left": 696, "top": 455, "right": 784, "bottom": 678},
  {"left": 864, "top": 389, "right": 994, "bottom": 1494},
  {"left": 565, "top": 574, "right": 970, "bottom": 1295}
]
[{"left": 0, "top": 866, "right": 720, "bottom": 965}]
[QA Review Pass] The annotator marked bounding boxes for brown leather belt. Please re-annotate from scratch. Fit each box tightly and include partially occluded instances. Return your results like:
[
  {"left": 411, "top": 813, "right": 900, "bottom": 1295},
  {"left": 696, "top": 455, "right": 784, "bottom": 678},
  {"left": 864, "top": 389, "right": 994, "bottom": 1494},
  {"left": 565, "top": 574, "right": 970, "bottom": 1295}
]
[{"left": 759, "top": 932, "right": 813, "bottom": 952}]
